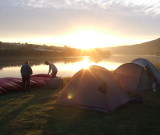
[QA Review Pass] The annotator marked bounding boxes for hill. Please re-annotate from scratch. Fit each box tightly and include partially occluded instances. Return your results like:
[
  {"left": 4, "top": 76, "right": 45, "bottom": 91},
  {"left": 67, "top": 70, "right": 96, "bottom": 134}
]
[
  {"left": 106, "top": 38, "right": 160, "bottom": 55},
  {"left": 0, "top": 41, "right": 110, "bottom": 58},
  {"left": 0, "top": 42, "right": 78, "bottom": 57}
]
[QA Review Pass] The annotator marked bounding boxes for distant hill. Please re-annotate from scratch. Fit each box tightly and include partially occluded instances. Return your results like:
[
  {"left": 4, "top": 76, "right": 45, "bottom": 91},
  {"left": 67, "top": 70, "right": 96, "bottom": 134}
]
[
  {"left": 0, "top": 41, "right": 110, "bottom": 58},
  {"left": 106, "top": 38, "right": 160, "bottom": 55}
]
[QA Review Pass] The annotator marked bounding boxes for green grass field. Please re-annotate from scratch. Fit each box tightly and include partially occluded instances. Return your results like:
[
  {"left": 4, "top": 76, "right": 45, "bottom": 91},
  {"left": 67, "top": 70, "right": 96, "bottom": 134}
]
[{"left": 0, "top": 86, "right": 160, "bottom": 135}]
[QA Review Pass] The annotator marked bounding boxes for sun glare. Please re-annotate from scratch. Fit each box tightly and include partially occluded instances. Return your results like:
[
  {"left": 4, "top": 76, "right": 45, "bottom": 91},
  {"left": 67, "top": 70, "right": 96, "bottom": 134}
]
[
  {"left": 81, "top": 56, "right": 91, "bottom": 69},
  {"left": 68, "top": 30, "right": 109, "bottom": 49},
  {"left": 4, "top": 29, "right": 150, "bottom": 49}
]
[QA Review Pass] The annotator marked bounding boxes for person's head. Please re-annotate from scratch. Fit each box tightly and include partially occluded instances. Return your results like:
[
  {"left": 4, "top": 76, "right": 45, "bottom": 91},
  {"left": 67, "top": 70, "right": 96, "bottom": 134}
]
[
  {"left": 25, "top": 61, "right": 29, "bottom": 64},
  {"left": 45, "top": 61, "right": 49, "bottom": 65}
]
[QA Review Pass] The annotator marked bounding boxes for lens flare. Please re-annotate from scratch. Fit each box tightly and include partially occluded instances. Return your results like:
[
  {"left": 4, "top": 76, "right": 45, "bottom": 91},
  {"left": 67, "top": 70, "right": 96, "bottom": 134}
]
[{"left": 67, "top": 93, "right": 74, "bottom": 99}]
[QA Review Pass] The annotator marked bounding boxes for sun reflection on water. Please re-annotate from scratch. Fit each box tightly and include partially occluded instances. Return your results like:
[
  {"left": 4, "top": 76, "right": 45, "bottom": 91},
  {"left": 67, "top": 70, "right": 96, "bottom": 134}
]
[{"left": 0, "top": 56, "right": 122, "bottom": 78}]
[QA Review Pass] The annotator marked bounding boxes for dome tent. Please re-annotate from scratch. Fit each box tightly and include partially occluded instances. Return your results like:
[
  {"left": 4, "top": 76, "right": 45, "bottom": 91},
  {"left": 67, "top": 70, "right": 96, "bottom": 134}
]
[
  {"left": 56, "top": 65, "right": 130, "bottom": 113},
  {"left": 114, "top": 63, "right": 153, "bottom": 92},
  {"left": 132, "top": 58, "right": 160, "bottom": 85}
]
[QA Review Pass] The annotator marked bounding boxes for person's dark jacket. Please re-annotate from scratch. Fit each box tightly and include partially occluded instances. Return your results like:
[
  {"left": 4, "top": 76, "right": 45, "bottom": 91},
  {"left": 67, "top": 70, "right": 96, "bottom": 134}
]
[{"left": 21, "top": 64, "right": 33, "bottom": 77}]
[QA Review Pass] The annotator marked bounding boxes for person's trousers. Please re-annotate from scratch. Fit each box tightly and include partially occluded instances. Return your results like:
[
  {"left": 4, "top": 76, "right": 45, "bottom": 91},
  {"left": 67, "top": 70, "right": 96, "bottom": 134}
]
[
  {"left": 22, "top": 75, "right": 31, "bottom": 92},
  {"left": 51, "top": 71, "right": 57, "bottom": 78}
]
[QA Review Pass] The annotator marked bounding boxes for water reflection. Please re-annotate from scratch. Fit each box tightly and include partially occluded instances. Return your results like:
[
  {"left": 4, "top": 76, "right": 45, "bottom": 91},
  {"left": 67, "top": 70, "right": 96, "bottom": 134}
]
[
  {"left": 0, "top": 56, "right": 84, "bottom": 70},
  {"left": 0, "top": 55, "right": 160, "bottom": 78}
]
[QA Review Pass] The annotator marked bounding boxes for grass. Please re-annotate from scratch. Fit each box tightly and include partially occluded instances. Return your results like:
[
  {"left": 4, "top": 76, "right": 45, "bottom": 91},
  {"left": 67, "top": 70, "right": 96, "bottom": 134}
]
[{"left": 1, "top": 86, "right": 160, "bottom": 135}]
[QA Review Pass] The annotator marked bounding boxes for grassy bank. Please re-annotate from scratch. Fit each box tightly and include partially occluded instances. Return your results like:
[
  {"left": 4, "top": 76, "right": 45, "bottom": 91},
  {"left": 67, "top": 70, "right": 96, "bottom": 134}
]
[{"left": 0, "top": 86, "right": 160, "bottom": 135}]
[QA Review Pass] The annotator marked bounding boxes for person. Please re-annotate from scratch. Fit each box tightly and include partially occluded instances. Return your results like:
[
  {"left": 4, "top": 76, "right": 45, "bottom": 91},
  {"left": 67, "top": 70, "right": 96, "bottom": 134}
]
[
  {"left": 20, "top": 61, "right": 33, "bottom": 92},
  {"left": 45, "top": 61, "right": 58, "bottom": 78}
]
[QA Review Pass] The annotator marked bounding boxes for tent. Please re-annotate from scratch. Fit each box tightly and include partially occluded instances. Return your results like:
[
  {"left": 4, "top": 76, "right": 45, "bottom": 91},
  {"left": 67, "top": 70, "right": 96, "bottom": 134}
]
[
  {"left": 114, "top": 63, "right": 153, "bottom": 92},
  {"left": 56, "top": 65, "right": 130, "bottom": 113},
  {"left": 131, "top": 58, "right": 160, "bottom": 85}
]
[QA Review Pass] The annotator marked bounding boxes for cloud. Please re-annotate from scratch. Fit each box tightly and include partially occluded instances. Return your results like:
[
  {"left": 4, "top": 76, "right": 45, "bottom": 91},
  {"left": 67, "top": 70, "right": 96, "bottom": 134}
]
[
  {"left": 0, "top": 0, "right": 160, "bottom": 42},
  {"left": 1, "top": 0, "right": 160, "bottom": 16}
]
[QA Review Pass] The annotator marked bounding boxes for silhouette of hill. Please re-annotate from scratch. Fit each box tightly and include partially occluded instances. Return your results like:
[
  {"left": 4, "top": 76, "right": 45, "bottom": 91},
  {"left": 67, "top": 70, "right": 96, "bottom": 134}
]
[
  {"left": 0, "top": 41, "right": 110, "bottom": 58},
  {"left": 106, "top": 38, "right": 160, "bottom": 55}
]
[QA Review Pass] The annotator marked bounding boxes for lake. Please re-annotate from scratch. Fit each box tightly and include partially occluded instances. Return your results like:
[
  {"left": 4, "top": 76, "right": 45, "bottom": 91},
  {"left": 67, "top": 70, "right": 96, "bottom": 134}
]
[{"left": 0, "top": 55, "right": 160, "bottom": 78}]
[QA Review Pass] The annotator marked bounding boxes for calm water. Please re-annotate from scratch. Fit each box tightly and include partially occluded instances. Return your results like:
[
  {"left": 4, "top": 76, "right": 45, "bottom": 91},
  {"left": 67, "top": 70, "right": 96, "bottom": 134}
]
[{"left": 0, "top": 55, "right": 160, "bottom": 78}]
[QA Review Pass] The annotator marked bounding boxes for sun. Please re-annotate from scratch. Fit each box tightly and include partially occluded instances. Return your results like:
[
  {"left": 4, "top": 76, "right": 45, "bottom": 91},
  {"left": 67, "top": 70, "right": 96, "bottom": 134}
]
[{"left": 67, "top": 29, "right": 111, "bottom": 49}]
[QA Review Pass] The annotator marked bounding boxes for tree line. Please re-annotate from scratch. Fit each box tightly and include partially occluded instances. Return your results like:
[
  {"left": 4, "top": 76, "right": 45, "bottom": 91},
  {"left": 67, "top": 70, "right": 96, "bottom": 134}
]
[{"left": 0, "top": 42, "right": 111, "bottom": 58}]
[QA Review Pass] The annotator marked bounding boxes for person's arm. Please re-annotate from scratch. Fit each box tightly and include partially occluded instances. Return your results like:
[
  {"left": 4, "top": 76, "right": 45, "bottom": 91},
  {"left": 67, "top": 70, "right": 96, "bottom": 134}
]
[
  {"left": 20, "top": 66, "right": 22, "bottom": 74},
  {"left": 27, "top": 65, "right": 33, "bottom": 75},
  {"left": 29, "top": 66, "right": 33, "bottom": 75},
  {"left": 48, "top": 65, "right": 51, "bottom": 74}
]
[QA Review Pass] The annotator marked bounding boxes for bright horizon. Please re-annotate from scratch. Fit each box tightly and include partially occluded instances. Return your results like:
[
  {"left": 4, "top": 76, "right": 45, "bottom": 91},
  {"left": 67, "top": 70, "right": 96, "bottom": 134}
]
[
  {"left": 1, "top": 29, "right": 153, "bottom": 49},
  {"left": 1, "top": 0, "right": 160, "bottom": 49}
]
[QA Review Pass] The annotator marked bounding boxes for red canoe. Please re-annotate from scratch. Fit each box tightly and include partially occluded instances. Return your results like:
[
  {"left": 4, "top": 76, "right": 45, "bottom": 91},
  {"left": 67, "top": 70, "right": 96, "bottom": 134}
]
[{"left": 0, "top": 74, "right": 52, "bottom": 94}]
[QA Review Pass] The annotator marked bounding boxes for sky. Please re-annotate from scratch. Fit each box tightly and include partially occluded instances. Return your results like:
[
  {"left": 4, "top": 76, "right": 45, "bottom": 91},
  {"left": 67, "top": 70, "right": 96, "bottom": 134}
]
[{"left": 0, "top": 0, "right": 160, "bottom": 49}]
